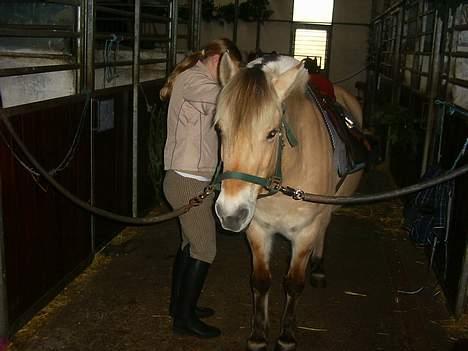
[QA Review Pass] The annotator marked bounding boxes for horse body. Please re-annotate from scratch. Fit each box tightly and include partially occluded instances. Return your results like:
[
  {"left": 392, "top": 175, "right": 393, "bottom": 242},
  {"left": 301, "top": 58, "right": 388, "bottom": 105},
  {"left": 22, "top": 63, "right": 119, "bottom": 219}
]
[{"left": 215, "top": 54, "right": 363, "bottom": 351}]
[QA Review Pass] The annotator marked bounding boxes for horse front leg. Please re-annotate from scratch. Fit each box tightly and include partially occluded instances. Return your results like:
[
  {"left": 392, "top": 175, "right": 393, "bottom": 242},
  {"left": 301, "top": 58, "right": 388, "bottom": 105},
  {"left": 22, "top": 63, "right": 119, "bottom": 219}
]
[
  {"left": 274, "top": 245, "right": 310, "bottom": 351},
  {"left": 309, "top": 238, "right": 326, "bottom": 288},
  {"left": 276, "top": 214, "right": 331, "bottom": 351},
  {"left": 246, "top": 225, "right": 273, "bottom": 351}
]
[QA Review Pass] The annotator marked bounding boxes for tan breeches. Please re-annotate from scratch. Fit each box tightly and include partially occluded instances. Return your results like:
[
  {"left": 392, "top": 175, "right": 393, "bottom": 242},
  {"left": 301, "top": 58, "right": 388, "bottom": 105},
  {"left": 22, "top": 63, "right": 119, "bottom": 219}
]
[{"left": 163, "top": 170, "right": 217, "bottom": 263}]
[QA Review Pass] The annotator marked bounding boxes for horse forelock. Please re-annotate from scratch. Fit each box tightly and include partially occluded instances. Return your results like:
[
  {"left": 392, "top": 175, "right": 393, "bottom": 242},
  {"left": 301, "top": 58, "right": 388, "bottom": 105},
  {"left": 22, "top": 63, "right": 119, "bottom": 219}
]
[
  {"left": 247, "top": 55, "right": 301, "bottom": 77},
  {"left": 216, "top": 65, "right": 281, "bottom": 143}
]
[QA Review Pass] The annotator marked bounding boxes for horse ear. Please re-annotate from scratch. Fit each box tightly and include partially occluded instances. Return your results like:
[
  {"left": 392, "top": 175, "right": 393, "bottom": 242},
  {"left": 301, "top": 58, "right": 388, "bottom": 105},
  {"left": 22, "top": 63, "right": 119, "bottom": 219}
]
[
  {"left": 219, "top": 53, "right": 239, "bottom": 86},
  {"left": 272, "top": 62, "right": 306, "bottom": 101}
]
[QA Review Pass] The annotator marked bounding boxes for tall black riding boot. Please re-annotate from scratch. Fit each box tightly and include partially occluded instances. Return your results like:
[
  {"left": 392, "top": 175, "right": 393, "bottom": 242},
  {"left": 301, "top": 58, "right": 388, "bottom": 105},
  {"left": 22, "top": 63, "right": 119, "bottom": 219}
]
[
  {"left": 173, "top": 257, "right": 221, "bottom": 338},
  {"left": 169, "top": 246, "right": 214, "bottom": 318}
]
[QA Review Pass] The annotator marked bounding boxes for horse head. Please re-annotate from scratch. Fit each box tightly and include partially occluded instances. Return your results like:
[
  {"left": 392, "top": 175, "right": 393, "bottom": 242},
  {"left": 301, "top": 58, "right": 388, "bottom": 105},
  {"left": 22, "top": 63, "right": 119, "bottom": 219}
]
[{"left": 214, "top": 54, "right": 308, "bottom": 232}]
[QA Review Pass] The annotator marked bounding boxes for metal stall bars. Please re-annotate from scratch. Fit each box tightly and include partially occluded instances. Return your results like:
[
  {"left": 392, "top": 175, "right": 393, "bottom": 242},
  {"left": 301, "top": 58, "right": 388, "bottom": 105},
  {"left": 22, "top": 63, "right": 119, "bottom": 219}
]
[
  {"left": 400, "top": 0, "right": 437, "bottom": 98},
  {"left": 0, "top": 0, "right": 83, "bottom": 107},
  {"left": 434, "top": 2, "right": 468, "bottom": 318},
  {"left": 366, "top": 4, "right": 402, "bottom": 161},
  {"left": 91, "top": 1, "right": 195, "bottom": 217}
]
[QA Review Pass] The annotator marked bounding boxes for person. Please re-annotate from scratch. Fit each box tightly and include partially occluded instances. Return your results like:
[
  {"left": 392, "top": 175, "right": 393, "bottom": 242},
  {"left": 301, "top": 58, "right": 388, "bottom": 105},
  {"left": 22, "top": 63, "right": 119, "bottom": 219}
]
[{"left": 160, "top": 38, "right": 242, "bottom": 338}]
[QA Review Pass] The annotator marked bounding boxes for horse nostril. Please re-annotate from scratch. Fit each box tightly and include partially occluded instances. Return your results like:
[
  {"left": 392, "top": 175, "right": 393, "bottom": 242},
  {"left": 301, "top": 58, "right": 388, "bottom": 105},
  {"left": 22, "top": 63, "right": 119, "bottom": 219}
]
[
  {"left": 218, "top": 206, "right": 251, "bottom": 232},
  {"left": 225, "top": 207, "right": 249, "bottom": 224},
  {"left": 236, "top": 207, "right": 249, "bottom": 222}
]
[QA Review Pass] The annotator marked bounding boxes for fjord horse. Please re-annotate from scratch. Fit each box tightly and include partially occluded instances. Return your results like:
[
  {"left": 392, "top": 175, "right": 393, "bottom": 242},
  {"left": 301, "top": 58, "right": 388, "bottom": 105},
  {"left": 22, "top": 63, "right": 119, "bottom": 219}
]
[{"left": 214, "top": 55, "right": 363, "bottom": 351}]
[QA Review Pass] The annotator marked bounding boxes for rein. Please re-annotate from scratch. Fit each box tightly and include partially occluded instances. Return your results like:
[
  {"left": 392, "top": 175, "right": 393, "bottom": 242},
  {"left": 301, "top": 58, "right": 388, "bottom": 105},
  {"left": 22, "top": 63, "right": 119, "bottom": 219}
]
[{"left": 216, "top": 112, "right": 298, "bottom": 196}]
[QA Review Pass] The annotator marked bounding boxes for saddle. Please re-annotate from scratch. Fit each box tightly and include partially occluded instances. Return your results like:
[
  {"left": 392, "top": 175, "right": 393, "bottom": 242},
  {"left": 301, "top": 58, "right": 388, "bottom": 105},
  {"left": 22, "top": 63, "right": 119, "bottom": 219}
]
[{"left": 306, "top": 79, "right": 372, "bottom": 180}]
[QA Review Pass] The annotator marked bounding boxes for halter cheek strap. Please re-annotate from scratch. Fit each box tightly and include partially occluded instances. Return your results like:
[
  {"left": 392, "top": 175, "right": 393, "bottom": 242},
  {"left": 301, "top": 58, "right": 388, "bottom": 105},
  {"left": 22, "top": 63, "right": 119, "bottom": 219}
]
[{"left": 214, "top": 111, "right": 298, "bottom": 195}]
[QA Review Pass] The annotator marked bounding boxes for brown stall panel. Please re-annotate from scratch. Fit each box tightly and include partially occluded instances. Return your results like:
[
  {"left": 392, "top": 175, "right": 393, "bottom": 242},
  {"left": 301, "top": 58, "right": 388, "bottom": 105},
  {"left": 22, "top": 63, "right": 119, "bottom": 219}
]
[
  {"left": 0, "top": 97, "right": 92, "bottom": 331},
  {"left": 93, "top": 87, "right": 132, "bottom": 249}
]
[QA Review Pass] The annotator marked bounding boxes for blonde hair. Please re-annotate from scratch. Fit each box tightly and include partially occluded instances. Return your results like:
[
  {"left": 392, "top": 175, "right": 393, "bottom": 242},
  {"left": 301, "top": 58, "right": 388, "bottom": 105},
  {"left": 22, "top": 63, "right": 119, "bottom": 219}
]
[{"left": 160, "top": 38, "right": 242, "bottom": 101}]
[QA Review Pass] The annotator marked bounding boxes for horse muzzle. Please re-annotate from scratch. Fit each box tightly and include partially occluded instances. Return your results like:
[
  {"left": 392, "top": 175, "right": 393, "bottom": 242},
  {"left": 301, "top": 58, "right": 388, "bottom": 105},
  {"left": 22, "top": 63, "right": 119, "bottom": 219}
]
[{"left": 215, "top": 191, "right": 255, "bottom": 232}]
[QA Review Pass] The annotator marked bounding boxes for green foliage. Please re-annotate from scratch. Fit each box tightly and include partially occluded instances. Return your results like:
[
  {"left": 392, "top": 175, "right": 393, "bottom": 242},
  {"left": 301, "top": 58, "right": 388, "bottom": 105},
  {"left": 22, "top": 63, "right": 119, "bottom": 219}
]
[
  {"left": 202, "top": 0, "right": 274, "bottom": 24},
  {"left": 148, "top": 103, "right": 167, "bottom": 204},
  {"left": 373, "top": 103, "right": 423, "bottom": 150}
]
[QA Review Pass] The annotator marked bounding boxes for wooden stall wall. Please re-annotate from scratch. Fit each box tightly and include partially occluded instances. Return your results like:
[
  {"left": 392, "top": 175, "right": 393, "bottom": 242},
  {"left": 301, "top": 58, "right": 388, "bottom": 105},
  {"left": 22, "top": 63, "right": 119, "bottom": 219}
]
[
  {"left": 0, "top": 81, "right": 162, "bottom": 331},
  {"left": 92, "top": 88, "right": 132, "bottom": 249},
  {"left": 0, "top": 97, "right": 92, "bottom": 331}
]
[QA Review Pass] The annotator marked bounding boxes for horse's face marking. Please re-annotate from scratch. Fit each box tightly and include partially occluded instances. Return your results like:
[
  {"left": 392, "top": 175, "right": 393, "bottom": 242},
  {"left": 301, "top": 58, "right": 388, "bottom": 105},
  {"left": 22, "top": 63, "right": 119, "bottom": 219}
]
[{"left": 215, "top": 107, "right": 282, "bottom": 232}]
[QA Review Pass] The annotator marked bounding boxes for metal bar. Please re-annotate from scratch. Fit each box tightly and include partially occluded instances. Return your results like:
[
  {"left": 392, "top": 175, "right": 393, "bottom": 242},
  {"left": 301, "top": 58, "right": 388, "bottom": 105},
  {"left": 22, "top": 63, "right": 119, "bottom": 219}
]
[
  {"left": 78, "top": 0, "right": 84, "bottom": 92},
  {"left": 233, "top": 0, "right": 239, "bottom": 44},
  {"left": 95, "top": 32, "right": 170, "bottom": 42},
  {"left": 1, "top": 93, "right": 88, "bottom": 117},
  {"left": 455, "top": 229, "right": 468, "bottom": 317},
  {"left": 0, "top": 52, "right": 74, "bottom": 60},
  {"left": 443, "top": 10, "right": 458, "bottom": 98},
  {"left": 449, "top": 78, "right": 468, "bottom": 89},
  {"left": 95, "top": 58, "right": 166, "bottom": 69},
  {"left": 372, "top": 0, "right": 405, "bottom": 23},
  {"left": 90, "top": 98, "right": 95, "bottom": 254},
  {"left": 0, "top": 24, "right": 73, "bottom": 31},
  {"left": 191, "top": 0, "right": 202, "bottom": 50},
  {"left": 454, "top": 24, "right": 468, "bottom": 31},
  {"left": 0, "top": 28, "right": 79, "bottom": 38},
  {"left": 450, "top": 51, "right": 468, "bottom": 58},
  {"left": 0, "top": 64, "right": 80, "bottom": 78},
  {"left": 96, "top": 5, "right": 169, "bottom": 22},
  {"left": 267, "top": 18, "right": 370, "bottom": 27},
  {"left": 421, "top": 8, "right": 442, "bottom": 175},
  {"left": 140, "top": 58, "right": 167, "bottom": 65},
  {"left": 169, "top": 0, "right": 178, "bottom": 72},
  {"left": 0, "top": 176, "right": 9, "bottom": 346},
  {"left": 401, "top": 67, "right": 429, "bottom": 77},
  {"left": 44, "top": 0, "right": 80, "bottom": 5},
  {"left": 85, "top": 0, "right": 95, "bottom": 91},
  {"left": 255, "top": 16, "right": 261, "bottom": 52},
  {"left": 132, "top": 0, "right": 141, "bottom": 217}
]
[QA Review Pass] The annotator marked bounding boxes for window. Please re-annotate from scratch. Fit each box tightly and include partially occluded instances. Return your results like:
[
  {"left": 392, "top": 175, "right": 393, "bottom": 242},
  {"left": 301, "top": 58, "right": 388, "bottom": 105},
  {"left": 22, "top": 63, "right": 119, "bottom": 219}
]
[
  {"left": 292, "top": 0, "right": 334, "bottom": 71},
  {"left": 293, "top": 0, "right": 334, "bottom": 23}
]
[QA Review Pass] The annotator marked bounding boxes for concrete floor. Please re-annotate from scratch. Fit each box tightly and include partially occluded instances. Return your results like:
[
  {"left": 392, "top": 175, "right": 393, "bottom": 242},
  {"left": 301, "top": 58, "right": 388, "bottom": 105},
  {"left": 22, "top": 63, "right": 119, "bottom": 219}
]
[{"left": 8, "top": 170, "right": 468, "bottom": 351}]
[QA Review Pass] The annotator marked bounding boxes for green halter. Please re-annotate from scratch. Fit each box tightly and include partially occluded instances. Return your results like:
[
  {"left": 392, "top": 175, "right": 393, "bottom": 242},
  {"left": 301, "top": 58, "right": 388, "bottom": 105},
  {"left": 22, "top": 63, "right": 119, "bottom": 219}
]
[{"left": 214, "top": 112, "right": 298, "bottom": 195}]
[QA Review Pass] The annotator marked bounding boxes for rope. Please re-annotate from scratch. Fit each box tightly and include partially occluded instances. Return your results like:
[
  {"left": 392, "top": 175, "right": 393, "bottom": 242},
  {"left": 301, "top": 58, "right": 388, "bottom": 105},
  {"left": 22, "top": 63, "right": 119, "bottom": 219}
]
[
  {"left": 0, "top": 106, "right": 193, "bottom": 226},
  {"left": 451, "top": 138, "right": 468, "bottom": 171},
  {"left": 49, "top": 90, "right": 92, "bottom": 176},
  {"left": 0, "top": 91, "right": 91, "bottom": 179},
  {"left": 435, "top": 99, "right": 468, "bottom": 118},
  {"left": 332, "top": 65, "right": 370, "bottom": 84},
  {"left": 103, "top": 34, "right": 121, "bottom": 85},
  {"left": 1, "top": 97, "right": 468, "bottom": 224}
]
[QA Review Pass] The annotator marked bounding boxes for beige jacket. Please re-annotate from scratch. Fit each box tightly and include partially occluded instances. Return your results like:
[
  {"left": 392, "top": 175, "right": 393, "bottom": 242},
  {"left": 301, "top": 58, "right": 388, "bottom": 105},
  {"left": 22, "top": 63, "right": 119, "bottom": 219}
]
[{"left": 164, "top": 61, "right": 220, "bottom": 176}]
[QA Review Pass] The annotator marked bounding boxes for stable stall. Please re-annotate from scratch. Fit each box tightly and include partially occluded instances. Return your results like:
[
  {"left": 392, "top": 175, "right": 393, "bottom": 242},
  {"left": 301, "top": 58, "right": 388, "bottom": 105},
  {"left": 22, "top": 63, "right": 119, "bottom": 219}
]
[
  {"left": 367, "top": 0, "right": 468, "bottom": 317},
  {"left": 0, "top": 0, "right": 200, "bottom": 340}
]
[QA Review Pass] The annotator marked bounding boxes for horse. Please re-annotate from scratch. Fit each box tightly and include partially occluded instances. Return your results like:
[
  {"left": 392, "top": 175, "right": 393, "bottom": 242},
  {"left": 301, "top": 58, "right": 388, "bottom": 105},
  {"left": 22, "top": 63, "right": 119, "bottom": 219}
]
[{"left": 214, "top": 54, "right": 364, "bottom": 351}]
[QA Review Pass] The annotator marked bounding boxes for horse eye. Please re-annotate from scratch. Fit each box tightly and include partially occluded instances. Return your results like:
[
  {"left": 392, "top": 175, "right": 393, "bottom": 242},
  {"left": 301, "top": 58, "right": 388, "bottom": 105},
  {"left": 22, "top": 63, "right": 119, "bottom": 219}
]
[{"left": 266, "top": 128, "right": 279, "bottom": 140}]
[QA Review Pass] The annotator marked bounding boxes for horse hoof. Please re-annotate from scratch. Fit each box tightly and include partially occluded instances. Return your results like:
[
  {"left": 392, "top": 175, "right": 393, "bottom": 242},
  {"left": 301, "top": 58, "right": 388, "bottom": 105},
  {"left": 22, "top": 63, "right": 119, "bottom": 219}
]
[
  {"left": 274, "top": 337, "right": 297, "bottom": 351},
  {"left": 310, "top": 271, "right": 326, "bottom": 288},
  {"left": 247, "top": 337, "right": 268, "bottom": 351}
]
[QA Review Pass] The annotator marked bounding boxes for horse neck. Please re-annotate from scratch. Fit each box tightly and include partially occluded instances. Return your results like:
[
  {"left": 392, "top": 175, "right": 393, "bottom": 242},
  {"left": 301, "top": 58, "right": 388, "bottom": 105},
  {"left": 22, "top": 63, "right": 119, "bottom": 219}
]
[{"left": 282, "top": 90, "right": 335, "bottom": 188}]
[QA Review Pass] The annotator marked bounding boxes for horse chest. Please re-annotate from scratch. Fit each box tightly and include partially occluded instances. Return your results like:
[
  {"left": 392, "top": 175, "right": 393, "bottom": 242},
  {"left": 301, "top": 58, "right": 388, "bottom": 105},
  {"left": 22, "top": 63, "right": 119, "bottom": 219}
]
[{"left": 253, "top": 197, "right": 320, "bottom": 237}]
